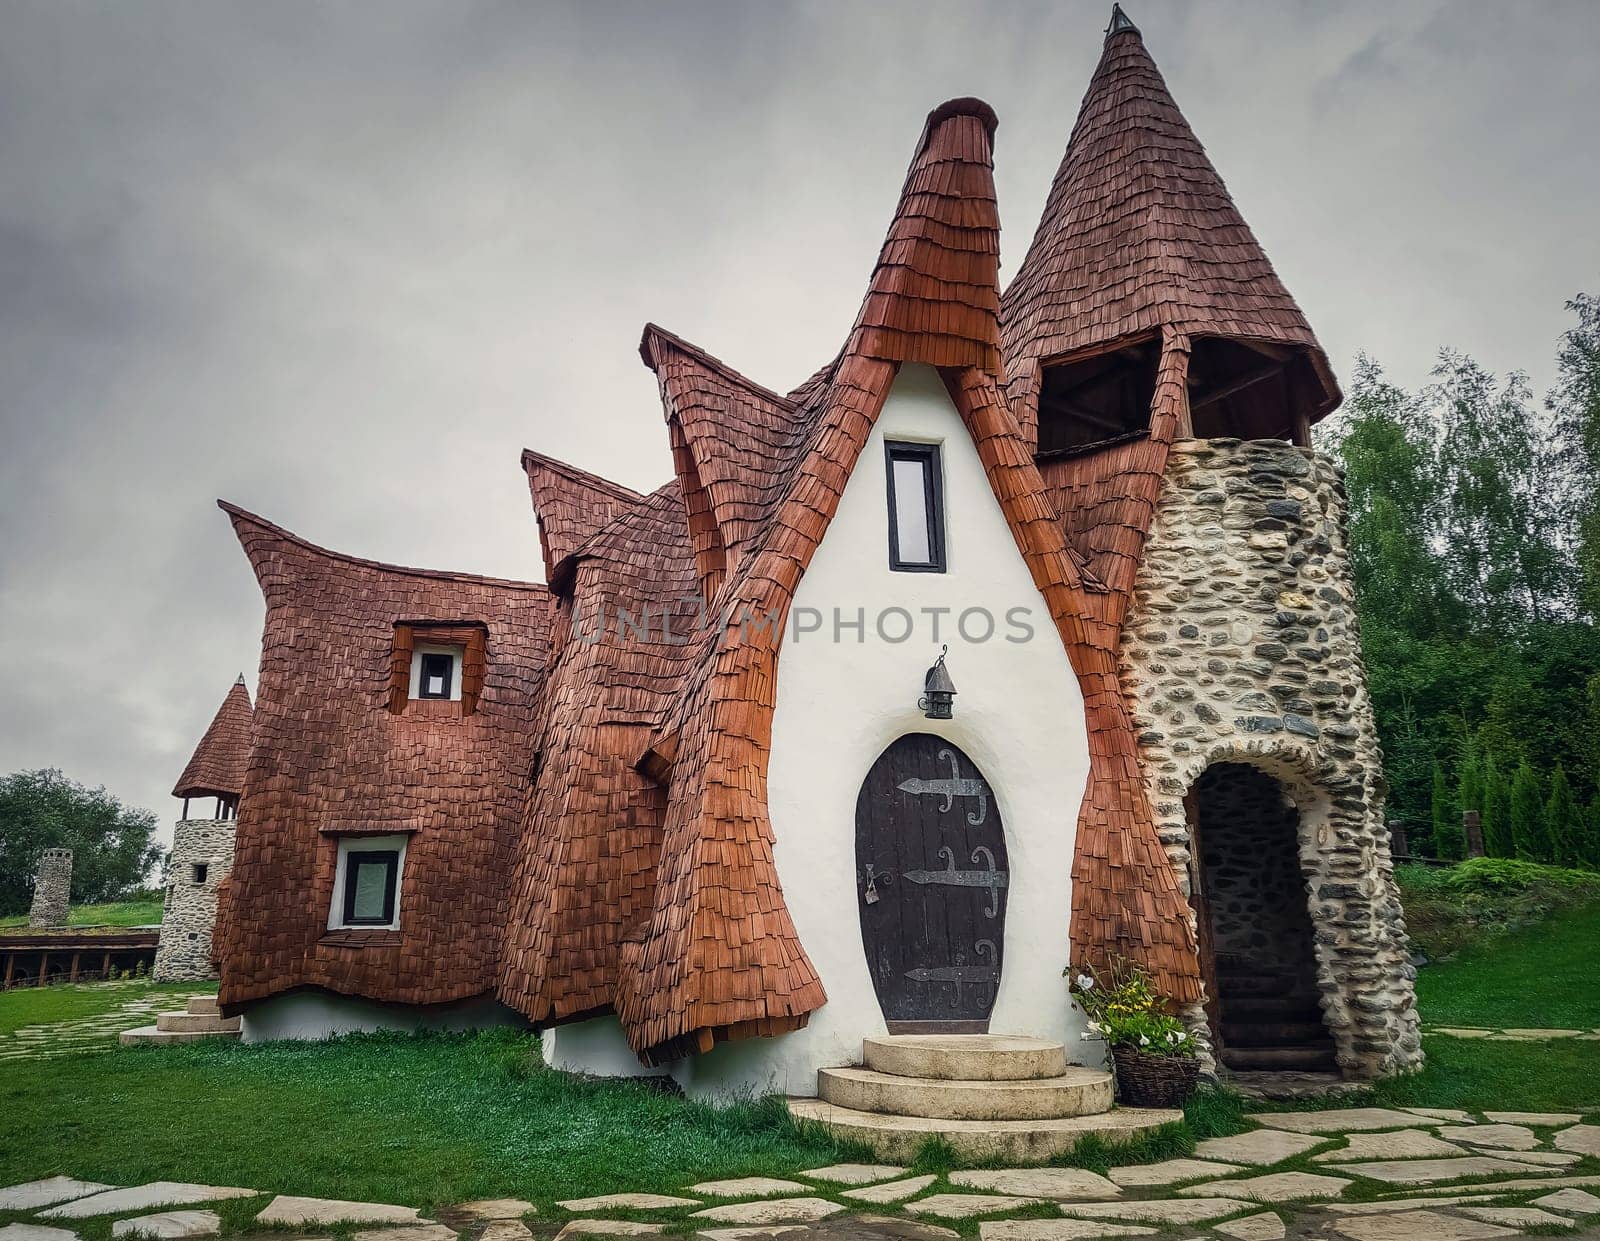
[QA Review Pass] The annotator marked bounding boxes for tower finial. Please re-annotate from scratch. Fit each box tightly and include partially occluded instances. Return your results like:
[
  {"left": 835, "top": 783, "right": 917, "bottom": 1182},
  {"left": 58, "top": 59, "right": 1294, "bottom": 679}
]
[
  {"left": 235, "top": 672, "right": 247, "bottom": 686},
  {"left": 1107, "top": 4, "right": 1139, "bottom": 37}
]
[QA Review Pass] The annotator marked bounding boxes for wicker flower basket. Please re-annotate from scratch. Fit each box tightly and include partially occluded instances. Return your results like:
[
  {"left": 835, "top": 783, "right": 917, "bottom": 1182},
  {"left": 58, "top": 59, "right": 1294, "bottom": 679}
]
[{"left": 1111, "top": 1044, "right": 1201, "bottom": 1108}]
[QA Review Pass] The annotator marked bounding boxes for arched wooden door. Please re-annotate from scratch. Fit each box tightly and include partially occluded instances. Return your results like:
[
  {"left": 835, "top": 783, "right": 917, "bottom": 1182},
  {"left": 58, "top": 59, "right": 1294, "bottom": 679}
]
[{"left": 855, "top": 733, "right": 1008, "bottom": 1032}]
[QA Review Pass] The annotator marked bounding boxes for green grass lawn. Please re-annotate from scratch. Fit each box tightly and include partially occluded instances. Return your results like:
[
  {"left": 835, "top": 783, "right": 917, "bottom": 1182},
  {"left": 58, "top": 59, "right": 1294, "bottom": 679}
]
[
  {"left": 0, "top": 896, "right": 164, "bottom": 931},
  {"left": 1413, "top": 898, "right": 1600, "bottom": 1029},
  {"left": 0, "top": 977, "right": 214, "bottom": 1037}
]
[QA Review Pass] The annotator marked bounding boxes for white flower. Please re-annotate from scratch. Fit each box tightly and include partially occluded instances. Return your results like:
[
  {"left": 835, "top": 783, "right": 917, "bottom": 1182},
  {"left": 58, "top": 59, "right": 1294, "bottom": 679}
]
[
  {"left": 1139, "top": 1035, "right": 1150, "bottom": 1047},
  {"left": 1086, "top": 1020, "right": 1102, "bottom": 1034},
  {"left": 1075, "top": 973, "right": 1095, "bottom": 991}
]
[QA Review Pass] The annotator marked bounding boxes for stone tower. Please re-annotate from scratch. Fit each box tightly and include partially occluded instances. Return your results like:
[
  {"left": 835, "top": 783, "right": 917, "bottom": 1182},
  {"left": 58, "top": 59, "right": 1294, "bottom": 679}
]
[
  {"left": 155, "top": 675, "right": 253, "bottom": 981},
  {"left": 1000, "top": 7, "right": 1421, "bottom": 1079},
  {"left": 28, "top": 848, "right": 72, "bottom": 928}
]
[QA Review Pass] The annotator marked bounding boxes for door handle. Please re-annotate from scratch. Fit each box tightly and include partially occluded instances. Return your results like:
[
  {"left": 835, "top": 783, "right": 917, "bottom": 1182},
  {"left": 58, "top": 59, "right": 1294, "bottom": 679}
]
[{"left": 862, "top": 863, "right": 894, "bottom": 905}]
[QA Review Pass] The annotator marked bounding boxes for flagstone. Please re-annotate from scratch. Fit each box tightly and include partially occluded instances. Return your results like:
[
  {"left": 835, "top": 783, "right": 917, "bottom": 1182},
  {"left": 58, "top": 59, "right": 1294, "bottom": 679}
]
[
  {"left": 1402, "top": 1109, "right": 1475, "bottom": 1123},
  {"left": 801, "top": 1165, "right": 907, "bottom": 1186},
  {"left": 254, "top": 1196, "right": 421, "bottom": 1226},
  {"left": 1400, "top": 1174, "right": 1600, "bottom": 1196},
  {"left": 454, "top": 1200, "right": 536, "bottom": 1220},
  {"left": 0, "top": 1226, "right": 81, "bottom": 1241},
  {"left": 1493, "top": 1029, "right": 1584, "bottom": 1039},
  {"left": 841, "top": 1176, "right": 936, "bottom": 1205},
  {"left": 1326, "top": 1209, "right": 1516, "bottom": 1241},
  {"left": 480, "top": 1223, "right": 533, "bottom": 1241},
  {"left": 0, "top": 1179, "right": 116, "bottom": 1211},
  {"left": 689, "top": 1200, "right": 843, "bottom": 1225},
  {"left": 1429, "top": 1030, "right": 1493, "bottom": 1040},
  {"left": 1058, "top": 1198, "right": 1255, "bottom": 1223},
  {"left": 689, "top": 1180, "right": 811, "bottom": 1199},
  {"left": 904, "top": 1195, "right": 1041, "bottom": 1220},
  {"left": 42, "top": 1185, "right": 259, "bottom": 1220},
  {"left": 111, "top": 1215, "right": 221, "bottom": 1241},
  {"left": 1435, "top": 1125, "right": 1539, "bottom": 1151},
  {"left": 1325, "top": 1198, "right": 1501, "bottom": 1214},
  {"left": 1194, "top": 1130, "right": 1327, "bottom": 1165},
  {"left": 1554, "top": 1125, "right": 1600, "bottom": 1156},
  {"left": 1213, "top": 1212, "right": 1284, "bottom": 1241},
  {"left": 1246, "top": 1108, "right": 1423, "bottom": 1134},
  {"left": 695, "top": 1229, "right": 811, "bottom": 1241},
  {"left": 559, "top": 1195, "right": 699, "bottom": 1213},
  {"left": 978, "top": 1223, "right": 1154, "bottom": 1241},
  {"left": 1481, "top": 1111, "right": 1581, "bottom": 1126},
  {"left": 1179, "top": 1172, "right": 1351, "bottom": 1203},
  {"left": 1109, "top": 1160, "right": 1243, "bottom": 1187},
  {"left": 1457, "top": 1207, "right": 1572, "bottom": 1227},
  {"left": 1531, "top": 1188, "right": 1600, "bottom": 1214},
  {"left": 1496, "top": 1151, "right": 1579, "bottom": 1167},
  {"left": 352, "top": 1227, "right": 456, "bottom": 1241},
  {"left": 852, "top": 1215, "right": 958, "bottom": 1240},
  {"left": 1335, "top": 1156, "right": 1554, "bottom": 1185},
  {"left": 1313, "top": 1130, "right": 1468, "bottom": 1162},
  {"left": 554, "top": 1224, "right": 665, "bottom": 1240},
  {"left": 949, "top": 1170, "right": 1120, "bottom": 1200}
]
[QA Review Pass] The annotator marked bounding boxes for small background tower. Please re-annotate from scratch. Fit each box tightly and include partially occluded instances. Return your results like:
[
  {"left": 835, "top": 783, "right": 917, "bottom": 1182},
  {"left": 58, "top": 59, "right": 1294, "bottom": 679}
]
[
  {"left": 1001, "top": 7, "right": 1420, "bottom": 1081},
  {"left": 154, "top": 675, "right": 253, "bottom": 981},
  {"left": 27, "top": 849, "right": 72, "bottom": 928}
]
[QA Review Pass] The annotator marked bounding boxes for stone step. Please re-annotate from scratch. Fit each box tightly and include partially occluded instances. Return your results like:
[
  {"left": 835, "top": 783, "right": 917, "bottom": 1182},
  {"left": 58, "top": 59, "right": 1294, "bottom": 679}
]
[
  {"left": 155, "top": 1011, "right": 242, "bottom": 1034},
  {"left": 817, "top": 1064, "right": 1112, "bottom": 1121},
  {"left": 787, "top": 1096, "right": 1184, "bottom": 1162},
  {"left": 1220, "top": 1021, "right": 1331, "bottom": 1047},
  {"left": 187, "top": 995, "right": 221, "bottom": 1017},
  {"left": 1219, "top": 1043, "right": 1338, "bottom": 1071},
  {"left": 862, "top": 1035, "right": 1067, "bottom": 1082},
  {"left": 119, "top": 1025, "right": 242, "bottom": 1047},
  {"left": 1222, "top": 997, "right": 1325, "bottom": 1022}
]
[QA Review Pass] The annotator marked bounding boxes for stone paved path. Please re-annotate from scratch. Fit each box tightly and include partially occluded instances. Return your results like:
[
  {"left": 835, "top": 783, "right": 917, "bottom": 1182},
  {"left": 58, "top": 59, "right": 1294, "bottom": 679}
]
[
  {"left": 3, "top": 1106, "right": 1599, "bottom": 1241},
  {"left": 1423, "top": 1025, "right": 1600, "bottom": 1041},
  {"left": 0, "top": 983, "right": 212, "bottom": 1062}
]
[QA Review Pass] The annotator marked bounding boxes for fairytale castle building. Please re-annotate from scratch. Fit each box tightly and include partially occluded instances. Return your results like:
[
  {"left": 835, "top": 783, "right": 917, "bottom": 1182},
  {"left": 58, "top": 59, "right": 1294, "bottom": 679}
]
[{"left": 208, "top": 9, "right": 1421, "bottom": 1117}]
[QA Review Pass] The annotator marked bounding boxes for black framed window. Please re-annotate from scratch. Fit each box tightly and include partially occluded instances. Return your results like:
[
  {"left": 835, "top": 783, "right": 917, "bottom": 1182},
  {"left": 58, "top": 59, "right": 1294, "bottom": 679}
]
[
  {"left": 885, "top": 441, "right": 945, "bottom": 572},
  {"left": 417, "top": 651, "right": 454, "bottom": 700},
  {"left": 341, "top": 850, "right": 400, "bottom": 926},
  {"left": 191, "top": 863, "right": 208, "bottom": 885}
]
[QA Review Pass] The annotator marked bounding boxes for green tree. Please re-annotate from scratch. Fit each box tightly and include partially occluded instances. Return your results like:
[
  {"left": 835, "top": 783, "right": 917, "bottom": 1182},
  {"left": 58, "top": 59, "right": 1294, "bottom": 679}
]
[
  {"left": 0, "top": 770, "right": 161, "bottom": 916},
  {"left": 1509, "top": 759, "right": 1550, "bottom": 861},
  {"left": 1545, "top": 763, "right": 1582, "bottom": 868},
  {"left": 1430, "top": 759, "right": 1462, "bottom": 859},
  {"left": 1584, "top": 796, "right": 1600, "bottom": 870},
  {"left": 1549, "top": 293, "right": 1600, "bottom": 619},
  {"left": 1482, "top": 756, "right": 1515, "bottom": 858}
]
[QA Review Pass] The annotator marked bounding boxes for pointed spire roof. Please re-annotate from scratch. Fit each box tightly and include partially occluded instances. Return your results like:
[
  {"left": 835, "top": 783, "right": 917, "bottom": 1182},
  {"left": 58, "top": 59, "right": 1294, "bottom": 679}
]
[
  {"left": 850, "top": 97, "right": 1003, "bottom": 373},
  {"left": 173, "top": 676, "right": 255, "bottom": 800},
  {"left": 1002, "top": 9, "right": 1338, "bottom": 419},
  {"left": 521, "top": 451, "right": 646, "bottom": 583}
]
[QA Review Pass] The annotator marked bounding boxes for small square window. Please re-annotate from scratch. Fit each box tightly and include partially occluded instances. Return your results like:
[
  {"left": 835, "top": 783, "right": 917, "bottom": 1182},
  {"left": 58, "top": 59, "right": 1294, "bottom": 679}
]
[
  {"left": 885, "top": 441, "right": 945, "bottom": 572},
  {"left": 341, "top": 850, "right": 399, "bottom": 927},
  {"left": 191, "top": 863, "right": 208, "bottom": 885},
  {"left": 408, "top": 644, "right": 463, "bottom": 702}
]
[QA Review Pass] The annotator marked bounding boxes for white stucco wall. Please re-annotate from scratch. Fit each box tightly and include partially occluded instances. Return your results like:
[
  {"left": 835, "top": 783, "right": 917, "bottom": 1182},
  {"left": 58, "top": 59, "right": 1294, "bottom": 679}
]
[
  {"left": 240, "top": 989, "right": 530, "bottom": 1042},
  {"left": 675, "top": 363, "right": 1092, "bottom": 1101},
  {"left": 544, "top": 1013, "right": 670, "bottom": 1078}
]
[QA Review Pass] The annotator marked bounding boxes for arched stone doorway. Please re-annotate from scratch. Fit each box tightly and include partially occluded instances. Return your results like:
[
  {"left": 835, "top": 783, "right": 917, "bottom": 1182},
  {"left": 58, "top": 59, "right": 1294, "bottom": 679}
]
[{"left": 1186, "top": 762, "right": 1335, "bottom": 1073}]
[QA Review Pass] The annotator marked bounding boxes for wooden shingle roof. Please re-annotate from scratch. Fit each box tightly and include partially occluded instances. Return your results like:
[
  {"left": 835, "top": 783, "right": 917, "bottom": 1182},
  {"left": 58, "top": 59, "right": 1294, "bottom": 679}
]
[{"left": 172, "top": 676, "right": 254, "bottom": 800}]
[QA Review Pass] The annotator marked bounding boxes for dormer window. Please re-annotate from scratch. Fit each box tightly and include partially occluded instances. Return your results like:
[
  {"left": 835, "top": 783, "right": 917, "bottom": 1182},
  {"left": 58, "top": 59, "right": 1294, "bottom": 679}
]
[
  {"left": 885, "top": 441, "right": 946, "bottom": 573},
  {"left": 409, "top": 644, "right": 463, "bottom": 702}
]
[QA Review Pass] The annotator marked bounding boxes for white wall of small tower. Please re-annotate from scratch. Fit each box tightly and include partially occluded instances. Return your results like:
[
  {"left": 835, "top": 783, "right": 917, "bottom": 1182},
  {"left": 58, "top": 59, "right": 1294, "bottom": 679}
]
[
  {"left": 1118, "top": 437, "right": 1423, "bottom": 1078},
  {"left": 153, "top": 817, "right": 237, "bottom": 981}
]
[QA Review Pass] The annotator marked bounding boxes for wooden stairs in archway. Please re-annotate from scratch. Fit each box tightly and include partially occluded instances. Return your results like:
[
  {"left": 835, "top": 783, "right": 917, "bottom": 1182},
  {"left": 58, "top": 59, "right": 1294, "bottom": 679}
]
[{"left": 787, "top": 1034, "right": 1184, "bottom": 1161}]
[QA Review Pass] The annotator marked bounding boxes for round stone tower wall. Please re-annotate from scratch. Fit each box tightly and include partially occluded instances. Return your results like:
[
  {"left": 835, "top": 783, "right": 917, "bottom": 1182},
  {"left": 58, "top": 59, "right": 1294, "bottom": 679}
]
[
  {"left": 1119, "top": 437, "right": 1422, "bottom": 1078},
  {"left": 153, "top": 817, "right": 237, "bottom": 981},
  {"left": 28, "top": 848, "right": 72, "bottom": 928}
]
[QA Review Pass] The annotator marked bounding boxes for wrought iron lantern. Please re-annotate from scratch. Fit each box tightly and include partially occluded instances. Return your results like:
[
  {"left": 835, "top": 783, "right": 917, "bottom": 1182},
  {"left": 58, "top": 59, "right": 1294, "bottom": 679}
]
[{"left": 918, "top": 645, "right": 957, "bottom": 719}]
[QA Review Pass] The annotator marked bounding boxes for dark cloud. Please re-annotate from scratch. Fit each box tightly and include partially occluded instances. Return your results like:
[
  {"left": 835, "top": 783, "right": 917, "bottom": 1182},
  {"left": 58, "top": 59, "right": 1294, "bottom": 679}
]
[{"left": 3, "top": 0, "right": 1597, "bottom": 848}]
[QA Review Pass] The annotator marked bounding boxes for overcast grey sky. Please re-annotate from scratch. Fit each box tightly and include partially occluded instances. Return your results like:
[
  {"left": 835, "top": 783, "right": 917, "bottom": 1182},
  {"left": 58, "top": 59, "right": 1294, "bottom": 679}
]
[{"left": 3, "top": 0, "right": 1597, "bottom": 851}]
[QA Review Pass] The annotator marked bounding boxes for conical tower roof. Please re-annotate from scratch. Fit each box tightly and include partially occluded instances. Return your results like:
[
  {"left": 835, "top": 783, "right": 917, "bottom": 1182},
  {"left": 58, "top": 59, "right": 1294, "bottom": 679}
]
[
  {"left": 1002, "top": 6, "right": 1339, "bottom": 436},
  {"left": 172, "top": 675, "right": 254, "bottom": 800}
]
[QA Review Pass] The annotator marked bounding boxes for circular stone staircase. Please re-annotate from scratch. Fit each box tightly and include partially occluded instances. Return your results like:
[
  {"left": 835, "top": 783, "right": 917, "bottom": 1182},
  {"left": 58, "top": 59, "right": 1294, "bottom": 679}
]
[{"left": 787, "top": 1034, "right": 1184, "bottom": 1162}]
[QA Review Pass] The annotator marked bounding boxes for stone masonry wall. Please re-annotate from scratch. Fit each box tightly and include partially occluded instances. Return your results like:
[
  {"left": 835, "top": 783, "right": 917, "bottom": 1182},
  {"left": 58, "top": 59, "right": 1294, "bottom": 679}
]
[
  {"left": 153, "top": 818, "right": 237, "bottom": 981},
  {"left": 1119, "top": 437, "right": 1423, "bottom": 1078},
  {"left": 28, "top": 848, "right": 72, "bottom": 928}
]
